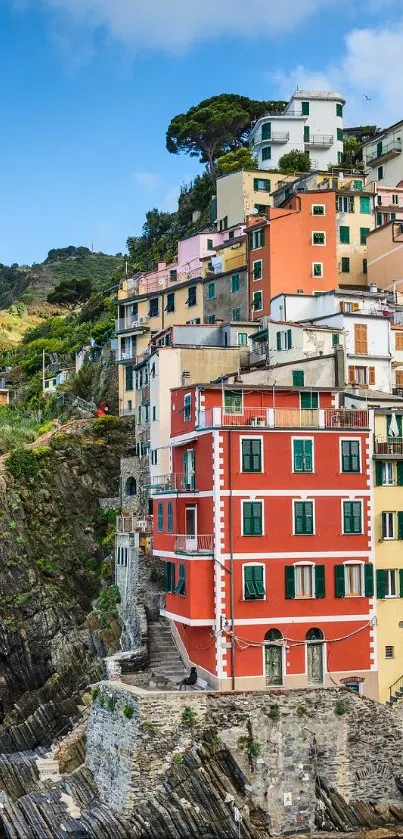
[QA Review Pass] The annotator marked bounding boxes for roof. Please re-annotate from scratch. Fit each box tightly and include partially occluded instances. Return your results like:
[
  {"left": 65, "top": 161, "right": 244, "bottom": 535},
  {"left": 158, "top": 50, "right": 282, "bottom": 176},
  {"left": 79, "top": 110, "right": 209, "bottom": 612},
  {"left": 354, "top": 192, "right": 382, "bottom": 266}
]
[
  {"left": 362, "top": 119, "right": 403, "bottom": 148},
  {"left": 292, "top": 89, "right": 345, "bottom": 103}
]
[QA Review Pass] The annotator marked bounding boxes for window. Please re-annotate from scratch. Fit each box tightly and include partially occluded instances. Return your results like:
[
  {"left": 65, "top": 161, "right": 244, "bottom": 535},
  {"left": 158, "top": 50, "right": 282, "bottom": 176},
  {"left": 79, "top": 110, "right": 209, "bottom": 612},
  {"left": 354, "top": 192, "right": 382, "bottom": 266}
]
[
  {"left": 304, "top": 125, "right": 310, "bottom": 142},
  {"left": 183, "top": 393, "right": 191, "bottom": 422},
  {"left": 149, "top": 297, "right": 159, "bottom": 317},
  {"left": 338, "top": 151, "right": 343, "bottom": 164},
  {"left": 253, "top": 260, "right": 262, "bottom": 281},
  {"left": 295, "top": 564, "right": 315, "bottom": 598},
  {"left": 341, "top": 440, "right": 360, "bottom": 473},
  {"left": 183, "top": 449, "right": 195, "bottom": 490},
  {"left": 232, "top": 307, "right": 241, "bottom": 321},
  {"left": 253, "top": 179, "right": 271, "bottom": 193},
  {"left": 152, "top": 405, "right": 156, "bottom": 422},
  {"left": 300, "top": 392, "right": 318, "bottom": 409},
  {"left": 252, "top": 291, "right": 263, "bottom": 311},
  {"left": 348, "top": 365, "right": 374, "bottom": 386},
  {"left": 231, "top": 273, "right": 240, "bottom": 293},
  {"left": 207, "top": 315, "right": 216, "bottom": 324},
  {"left": 376, "top": 212, "right": 383, "bottom": 226},
  {"left": 332, "top": 333, "right": 339, "bottom": 347},
  {"left": 157, "top": 502, "right": 163, "bottom": 532},
  {"left": 243, "top": 501, "right": 263, "bottom": 536},
  {"left": 167, "top": 502, "right": 173, "bottom": 533},
  {"left": 293, "top": 438, "right": 313, "bottom": 472},
  {"left": 238, "top": 333, "right": 248, "bottom": 346},
  {"left": 385, "top": 645, "right": 395, "bottom": 659},
  {"left": 187, "top": 286, "right": 197, "bottom": 307},
  {"left": 294, "top": 501, "right": 314, "bottom": 535},
  {"left": 380, "top": 462, "right": 394, "bottom": 486},
  {"left": 382, "top": 511, "right": 395, "bottom": 540},
  {"left": 343, "top": 501, "right": 362, "bottom": 534},
  {"left": 337, "top": 128, "right": 343, "bottom": 141},
  {"left": 208, "top": 281, "right": 216, "bottom": 300},
  {"left": 302, "top": 101, "right": 309, "bottom": 115},
  {"left": 341, "top": 257, "right": 350, "bottom": 273},
  {"left": 354, "top": 323, "right": 368, "bottom": 355},
  {"left": 241, "top": 438, "right": 262, "bottom": 473},
  {"left": 392, "top": 193, "right": 399, "bottom": 205},
  {"left": 337, "top": 195, "right": 354, "bottom": 213},
  {"left": 224, "top": 390, "right": 242, "bottom": 414},
  {"left": 396, "top": 332, "right": 403, "bottom": 350},
  {"left": 249, "top": 229, "right": 265, "bottom": 249},
  {"left": 335, "top": 563, "right": 373, "bottom": 597},
  {"left": 345, "top": 564, "right": 363, "bottom": 596},
  {"left": 339, "top": 225, "right": 350, "bottom": 244},
  {"left": 276, "top": 329, "right": 292, "bottom": 350},
  {"left": 144, "top": 402, "right": 150, "bottom": 422},
  {"left": 261, "top": 122, "right": 271, "bottom": 140},
  {"left": 360, "top": 227, "right": 370, "bottom": 245},
  {"left": 336, "top": 103, "right": 343, "bottom": 117},
  {"left": 354, "top": 180, "right": 363, "bottom": 191},
  {"left": 255, "top": 204, "right": 268, "bottom": 214},
  {"left": 313, "top": 262, "right": 323, "bottom": 277},
  {"left": 377, "top": 569, "right": 399, "bottom": 599},
  {"left": 165, "top": 291, "right": 176, "bottom": 314},
  {"left": 125, "top": 365, "right": 133, "bottom": 392},
  {"left": 262, "top": 147, "right": 271, "bottom": 161},
  {"left": 363, "top": 259, "right": 368, "bottom": 274},
  {"left": 45, "top": 380, "right": 50, "bottom": 389},
  {"left": 163, "top": 562, "right": 175, "bottom": 593},
  {"left": 378, "top": 166, "right": 384, "bottom": 181},
  {"left": 292, "top": 370, "right": 304, "bottom": 387},
  {"left": 207, "top": 238, "right": 214, "bottom": 250},
  {"left": 244, "top": 565, "right": 265, "bottom": 600},
  {"left": 312, "top": 231, "right": 326, "bottom": 245},
  {"left": 175, "top": 563, "right": 186, "bottom": 596}
]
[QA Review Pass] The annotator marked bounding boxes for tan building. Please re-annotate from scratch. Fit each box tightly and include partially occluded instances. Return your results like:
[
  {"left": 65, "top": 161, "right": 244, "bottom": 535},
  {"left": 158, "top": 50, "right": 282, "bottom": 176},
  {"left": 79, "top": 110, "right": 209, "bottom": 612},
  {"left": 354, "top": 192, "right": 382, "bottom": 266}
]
[
  {"left": 367, "top": 220, "right": 403, "bottom": 294},
  {"left": 215, "top": 169, "right": 297, "bottom": 230}
]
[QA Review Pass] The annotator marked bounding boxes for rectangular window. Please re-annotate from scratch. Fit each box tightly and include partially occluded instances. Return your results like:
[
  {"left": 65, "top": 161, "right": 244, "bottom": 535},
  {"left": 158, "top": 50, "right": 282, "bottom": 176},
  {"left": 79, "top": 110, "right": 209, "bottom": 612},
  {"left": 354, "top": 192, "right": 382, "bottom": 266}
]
[
  {"left": 249, "top": 228, "right": 265, "bottom": 249},
  {"left": 163, "top": 562, "right": 175, "bottom": 593},
  {"left": 385, "top": 569, "right": 397, "bottom": 597},
  {"left": 293, "top": 438, "right": 313, "bottom": 473},
  {"left": 359, "top": 196, "right": 371, "bottom": 214},
  {"left": 276, "top": 329, "right": 292, "bottom": 350},
  {"left": 336, "top": 103, "right": 343, "bottom": 117},
  {"left": 157, "top": 502, "right": 163, "bottom": 532},
  {"left": 187, "top": 286, "right": 197, "bottom": 307},
  {"left": 354, "top": 323, "right": 368, "bottom": 355},
  {"left": 341, "top": 440, "right": 360, "bottom": 473},
  {"left": 252, "top": 291, "right": 263, "bottom": 311},
  {"left": 382, "top": 511, "right": 395, "bottom": 540},
  {"left": 338, "top": 151, "right": 343, "bottom": 164},
  {"left": 382, "top": 462, "right": 394, "bottom": 486},
  {"left": 166, "top": 291, "right": 175, "bottom": 313},
  {"left": 292, "top": 370, "right": 304, "bottom": 387},
  {"left": 337, "top": 196, "right": 355, "bottom": 213},
  {"left": 152, "top": 405, "right": 156, "bottom": 422},
  {"left": 360, "top": 227, "right": 370, "bottom": 245},
  {"left": 244, "top": 565, "right": 265, "bottom": 600},
  {"left": 242, "top": 438, "right": 262, "bottom": 473},
  {"left": 231, "top": 273, "right": 240, "bottom": 293},
  {"left": 183, "top": 393, "right": 191, "bottom": 421},
  {"left": 339, "top": 225, "right": 350, "bottom": 244},
  {"left": 125, "top": 365, "right": 134, "bottom": 392},
  {"left": 262, "top": 147, "right": 271, "bottom": 161},
  {"left": 354, "top": 180, "right": 363, "bottom": 191},
  {"left": 345, "top": 564, "right": 363, "bottom": 596},
  {"left": 378, "top": 166, "right": 384, "bottom": 181},
  {"left": 207, "top": 238, "right": 214, "bottom": 250},
  {"left": 337, "top": 127, "right": 344, "bottom": 141},
  {"left": 313, "top": 262, "right": 323, "bottom": 277},
  {"left": 295, "top": 564, "right": 314, "bottom": 598},
  {"left": 183, "top": 449, "right": 195, "bottom": 490},
  {"left": 294, "top": 501, "right": 314, "bottom": 535},
  {"left": 332, "top": 333, "right": 339, "bottom": 346},
  {"left": 304, "top": 125, "right": 310, "bottom": 142},
  {"left": 343, "top": 501, "right": 362, "bottom": 534},
  {"left": 312, "top": 231, "right": 326, "bottom": 245},
  {"left": 253, "top": 179, "right": 271, "bottom": 193},
  {"left": 376, "top": 212, "right": 383, "bottom": 226},
  {"left": 302, "top": 101, "right": 309, "bottom": 115},
  {"left": 208, "top": 281, "right": 216, "bottom": 299},
  {"left": 144, "top": 402, "right": 150, "bottom": 422},
  {"left": 167, "top": 501, "right": 173, "bottom": 533},
  {"left": 224, "top": 390, "right": 242, "bottom": 414},
  {"left": 363, "top": 259, "right": 368, "bottom": 274},
  {"left": 385, "top": 645, "right": 395, "bottom": 659},
  {"left": 174, "top": 563, "right": 186, "bottom": 596},
  {"left": 149, "top": 297, "right": 159, "bottom": 317},
  {"left": 238, "top": 333, "right": 248, "bottom": 346},
  {"left": 45, "top": 380, "right": 50, "bottom": 389},
  {"left": 396, "top": 332, "right": 403, "bottom": 350},
  {"left": 232, "top": 307, "right": 241, "bottom": 321},
  {"left": 243, "top": 501, "right": 263, "bottom": 536},
  {"left": 261, "top": 122, "right": 271, "bottom": 141},
  {"left": 207, "top": 315, "right": 216, "bottom": 324},
  {"left": 300, "top": 392, "right": 318, "bottom": 410},
  {"left": 341, "top": 257, "right": 350, "bottom": 273},
  {"left": 253, "top": 260, "right": 262, "bottom": 280},
  {"left": 312, "top": 204, "right": 325, "bottom": 216}
]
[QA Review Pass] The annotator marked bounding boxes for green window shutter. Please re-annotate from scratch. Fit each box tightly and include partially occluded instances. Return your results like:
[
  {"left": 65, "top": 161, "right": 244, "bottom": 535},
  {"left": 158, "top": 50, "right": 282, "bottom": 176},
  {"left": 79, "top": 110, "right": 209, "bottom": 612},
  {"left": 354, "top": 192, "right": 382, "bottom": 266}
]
[
  {"left": 292, "top": 370, "right": 304, "bottom": 387},
  {"left": 336, "top": 103, "right": 343, "bottom": 117},
  {"left": 262, "top": 122, "right": 271, "bottom": 140},
  {"left": 253, "top": 179, "right": 259, "bottom": 191},
  {"left": 264, "top": 180, "right": 271, "bottom": 192},
  {"left": 376, "top": 212, "right": 382, "bottom": 226},
  {"left": 163, "top": 563, "right": 170, "bottom": 592},
  {"left": 381, "top": 512, "right": 388, "bottom": 539},
  {"left": 337, "top": 128, "right": 343, "bottom": 141},
  {"left": 341, "top": 257, "right": 350, "bottom": 273},
  {"left": 244, "top": 565, "right": 254, "bottom": 598},
  {"left": 243, "top": 502, "right": 252, "bottom": 535},
  {"left": 285, "top": 566, "right": 295, "bottom": 599},
  {"left": 302, "top": 101, "right": 309, "bottom": 115},
  {"left": 398, "top": 511, "right": 403, "bottom": 540},
  {"left": 335, "top": 565, "right": 345, "bottom": 598},
  {"left": 305, "top": 502, "right": 313, "bottom": 534},
  {"left": 175, "top": 563, "right": 186, "bottom": 595},
  {"left": 252, "top": 502, "right": 262, "bottom": 535},
  {"left": 262, "top": 147, "right": 271, "bottom": 161},
  {"left": 300, "top": 392, "right": 318, "bottom": 410},
  {"left": 360, "top": 196, "right": 371, "bottom": 214},
  {"left": 304, "top": 440, "right": 313, "bottom": 472},
  {"left": 125, "top": 365, "right": 133, "bottom": 391},
  {"left": 167, "top": 502, "right": 173, "bottom": 533},
  {"left": 294, "top": 502, "right": 304, "bottom": 534},
  {"left": 276, "top": 331, "right": 281, "bottom": 350},
  {"left": 287, "top": 328, "right": 292, "bottom": 349},
  {"left": 397, "top": 462, "right": 403, "bottom": 486},
  {"left": 376, "top": 569, "right": 386, "bottom": 599},
  {"left": 364, "top": 563, "right": 374, "bottom": 597},
  {"left": 304, "top": 126, "right": 310, "bottom": 142},
  {"left": 253, "top": 566, "right": 265, "bottom": 597},
  {"left": 157, "top": 502, "right": 163, "bottom": 532},
  {"left": 400, "top": 569, "right": 403, "bottom": 598},
  {"left": 315, "top": 565, "right": 326, "bottom": 598},
  {"left": 375, "top": 461, "right": 383, "bottom": 486},
  {"left": 332, "top": 333, "right": 339, "bottom": 346},
  {"left": 360, "top": 227, "right": 370, "bottom": 245},
  {"left": 387, "top": 414, "right": 402, "bottom": 438},
  {"left": 242, "top": 440, "right": 251, "bottom": 472},
  {"left": 340, "top": 225, "right": 350, "bottom": 244},
  {"left": 242, "top": 439, "right": 261, "bottom": 472},
  {"left": 293, "top": 439, "right": 303, "bottom": 472},
  {"left": 169, "top": 562, "right": 176, "bottom": 593}
]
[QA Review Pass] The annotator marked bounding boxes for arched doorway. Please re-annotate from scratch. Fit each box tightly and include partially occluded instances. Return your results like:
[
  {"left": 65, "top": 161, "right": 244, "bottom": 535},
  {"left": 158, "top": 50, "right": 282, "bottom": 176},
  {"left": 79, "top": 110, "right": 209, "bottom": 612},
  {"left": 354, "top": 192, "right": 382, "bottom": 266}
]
[
  {"left": 125, "top": 477, "right": 137, "bottom": 497},
  {"left": 306, "top": 628, "right": 324, "bottom": 685},
  {"left": 264, "top": 629, "right": 283, "bottom": 686}
]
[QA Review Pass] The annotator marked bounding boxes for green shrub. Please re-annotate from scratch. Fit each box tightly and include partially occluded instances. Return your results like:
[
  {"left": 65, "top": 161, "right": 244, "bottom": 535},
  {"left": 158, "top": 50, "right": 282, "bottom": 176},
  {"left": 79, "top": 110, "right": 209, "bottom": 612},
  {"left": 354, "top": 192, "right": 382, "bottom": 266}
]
[
  {"left": 7, "top": 448, "right": 40, "bottom": 480},
  {"left": 267, "top": 705, "right": 280, "bottom": 722},
  {"left": 249, "top": 740, "right": 261, "bottom": 758},
  {"left": 107, "top": 696, "right": 116, "bottom": 712},
  {"left": 181, "top": 706, "right": 197, "bottom": 727},
  {"left": 98, "top": 693, "right": 105, "bottom": 707},
  {"left": 91, "top": 686, "right": 100, "bottom": 702},
  {"left": 297, "top": 705, "right": 308, "bottom": 717},
  {"left": 92, "top": 416, "right": 121, "bottom": 434},
  {"left": 334, "top": 699, "right": 348, "bottom": 716},
  {"left": 172, "top": 753, "right": 183, "bottom": 766},
  {"left": 123, "top": 703, "right": 134, "bottom": 720}
]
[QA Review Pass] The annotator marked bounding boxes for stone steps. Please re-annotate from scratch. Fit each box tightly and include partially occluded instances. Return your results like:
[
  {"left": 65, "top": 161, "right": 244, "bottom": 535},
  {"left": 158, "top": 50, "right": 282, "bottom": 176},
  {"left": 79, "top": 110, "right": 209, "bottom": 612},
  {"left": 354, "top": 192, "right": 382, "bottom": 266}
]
[{"left": 147, "top": 622, "right": 187, "bottom": 684}]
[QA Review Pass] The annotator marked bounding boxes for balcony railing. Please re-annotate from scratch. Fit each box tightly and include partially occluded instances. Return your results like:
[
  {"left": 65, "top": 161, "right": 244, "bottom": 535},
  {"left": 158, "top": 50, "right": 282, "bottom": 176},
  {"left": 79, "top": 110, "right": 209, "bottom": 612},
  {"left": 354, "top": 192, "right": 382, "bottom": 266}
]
[
  {"left": 267, "top": 131, "right": 289, "bottom": 143},
  {"left": 148, "top": 474, "right": 196, "bottom": 494},
  {"left": 375, "top": 437, "right": 403, "bottom": 455},
  {"left": 117, "top": 349, "right": 137, "bottom": 362},
  {"left": 367, "top": 141, "right": 402, "bottom": 165},
  {"left": 198, "top": 407, "right": 369, "bottom": 430},
  {"left": 393, "top": 388, "right": 403, "bottom": 398},
  {"left": 174, "top": 534, "right": 214, "bottom": 554},
  {"left": 305, "top": 134, "right": 334, "bottom": 147},
  {"left": 117, "top": 515, "right": 137, "bottom": 534},
  {"left": 115, "top": 317, "right": 150, "bottom": 334}
]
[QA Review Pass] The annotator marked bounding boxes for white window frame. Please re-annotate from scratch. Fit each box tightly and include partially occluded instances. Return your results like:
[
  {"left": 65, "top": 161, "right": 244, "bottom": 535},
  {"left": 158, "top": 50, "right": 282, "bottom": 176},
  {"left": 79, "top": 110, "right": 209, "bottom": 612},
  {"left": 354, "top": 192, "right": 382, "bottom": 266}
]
[
  {"left": 312, "top": 204, "right": 326, "bottom": 216},
  {"left": 242, "top": 562, "right": 266, "bottom": 601},
  {"left": 385, "top": 568, "right": 398, "bottom": 598},
  {"left": 292, "top": 499, "right": 316, "bottom": 536},
  {"left": 382, "top": 462, "right": 394, "bottom": 486},
  {"left": 223, "top": 389, "right": 244, "bottom": 416},
  {"left": 241, "top": 498, "right": 264, "bottom": 536},
  {"left": 341, "top": 498, "right": 363, "bottom": 535},
  {"left": 312, "top": 262, "right": 323, "bottom": 278},
  {"left": 382, "top": 511, "right": 395, "bottom": 540},
  {"left": 291, "top": 436, "right": 315, "bottom": 474},
  {"left": 240, "top": 435, "right": 264, "bottom": 474},
  {"left": 312, "top": 231, "right": 326, "bottom": 246},
  {"left": 293, "top": 561, "right": 315, "bottom": 599},
  {"left": 252, "top": 259, "right": 263, "bottom": 282},
  {"left": 339, "top": 437, "right": 362, "bottom": 474},
  {"left": 343, "top": 560, "right": 365, "bottom": 597},
  {"left": 252, "top": 290, "right": 263, "bottom": 312},
  {"left": 183, "top": 392, "right": 192, "bottom": 422},
  {"left": 237, "top": 332, "right": 248, "bottom": 346}
]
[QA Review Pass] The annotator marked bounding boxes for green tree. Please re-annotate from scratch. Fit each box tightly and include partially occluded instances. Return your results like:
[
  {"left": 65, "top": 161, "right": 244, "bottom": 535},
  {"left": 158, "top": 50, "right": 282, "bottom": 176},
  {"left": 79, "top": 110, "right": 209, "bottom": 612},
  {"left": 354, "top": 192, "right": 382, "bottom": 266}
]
[
  {"left": 216, "top": 148, "right": 258, "bottom": 176},
  {"left": 279, "top": 149, "right": 311, "bottom": 173},
  {"left": 343, "top": 136, "right": 361, "bottom": 166},
  {"left": 47, "top": 278, "right": 93, "bottom": 310},
  {"left": 127, "top": 209, "right": 178, "bottom": 271},
  {"left": 166, "top": 94, "right": 286, "bottom": 175}
]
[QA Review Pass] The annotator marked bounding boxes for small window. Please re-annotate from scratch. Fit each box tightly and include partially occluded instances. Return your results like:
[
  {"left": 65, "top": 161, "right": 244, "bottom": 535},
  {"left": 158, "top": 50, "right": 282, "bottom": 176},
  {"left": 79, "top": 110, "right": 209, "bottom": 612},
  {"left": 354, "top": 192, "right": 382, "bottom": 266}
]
[
  {"left": 232, "top": 307, "right": 241, "bottom": 321},
  {"left": 360, "top": 227, "right": 370, "bottom": 245},
  {"left": 354, "top": 180, "right": 363, "bottom": 191},
  {"left": 378, "top": 166, "right": 384, "bottom": 181},
  {"left": 304, "top": 125, "right": 310, "bottom": 143},
  {"left": 339, "top": 225, "right": 350, "bottom": 244},
  {"left": 243, "top": 565, "right": 265, "bottom": 600},
  {"left": 261, "top": 122, "right": 271, "bottom": 140},
  {"left": 208, "top": 281, "right": 216, "bottom": 300},
  {"left": 382, "top": 511, "right": 395, "bottom": 540},
  {"left": 262, "top": 147, "right": 271, "bottom": 161},
  {"left": 292, "top": 370, "right": 304, "bottom": 387},
  {"left": 207, "top": 315, "right": 216, "bottom": 324},
  {"left": 300, "top": 392, "right": 318, "bottom": 410},
  {"left": 249, "top": 229, "right": 265, "bottom": 249},
  {"left": 167, "top": 501, "right": 173, "bottom": 533},
  {"left": 343, "top": 501, "right": 362, "bottom": 534},
  {"left": 345, "top": 563, "right": 363, "bottom": 596},
  {"left": 183, "top": 393, "right": 191, "bottom": 422},
  {"left": 293, "top": 438, "right": 313, "bottom": 473},
  {"left": 341, "top": 257, "right": 350, "bottom": 273},
  {"left": 238, "top": 333, "right": 248, "bottom": 346},
  {"left": 363, "top": 258, "right": 367, "bottom": 274},
  {"left": 231, "top": 273, "right": 240, "bottom": 293},
  {"left": 175, "top": 563, "right": 186, "bottom": 596},
  {"left": 337, "top": 195, "right": 355, "bottom": 213},
  {"left": 337, "top": 128, "right": 344, "bottom": 141},
  {"left": 45, "top": 380, "right": 49, "bottom": 389},
  {"left": 224, "top": 390, "right": 242, "bottom": 414},
  {"left": 341, "top": 440, "right": 360, "bottom": 473},
  {"left": 242, "top": 438, "right": 262, "bottom": 473},
  {"left": 252, "top": 291, "right": 263, "bottom": 311},
  {"left": 332, "top": 333, "right": 339, "bottom": 347},
  {"left": 312, "top": 231, "right": 326, "bottom": 245},
  {"left": 392, "top": 193, "right": 399, "bottom": 205},
  {"left": 385, "top": 645, "right": 395, "bottom": 659},
  {"left": 295, "top": 564, "right": 315, "bottom": 598},
  {"left": 157, "top": 502, "right": 163, "bottom": 532},
  {"left": 385, "top": 569, "right": 398, "bottom": 598},
  {"left": 243, "top": 501, "right": 263, "bottom": 536},
  {"left": 359, "top": 196, "right": 371, "bottom": 214},
  {"left": 166, "top": 292, "right": 175, "bottom": 313},
  {"left": 294, "top": 501, "right": 314, "bottom": 535},
  {"left": 187, "top": 286, "right": 197, "bottom": 307},
  {"left": 207, "top": 238, "right": 214, "bottom": 250},
  {"left": 302, "top": 101, "right": 309, "bottom": 115},
  {"left": 313, "top": 262, "right": 323, "bottom": 277},
  {"left": 163, "top": 562, "right": 175, "bottom": 593},
  {"left": 253, "top": 260, "right": 262, "bottom": 281},
  {"left": 253, "top": 179, "right": 271, "bottom": 193},
  {"left": 382, "top": 462, "right": 394, "bottom": 486},
  {"left": 149, "top": 297, "right": 159, "bottom": 318},
  {"left": 336, "top": 103, "right": 343, "bottom": 117},
  {"left": 125, "top": 477, "right": 137, "bottom": 496},
  {"left": 338, "top": 151, "right": 343, "bottom": 164},
  {"left": 312, "top": 205, "right": 325, "bottom": 216}
]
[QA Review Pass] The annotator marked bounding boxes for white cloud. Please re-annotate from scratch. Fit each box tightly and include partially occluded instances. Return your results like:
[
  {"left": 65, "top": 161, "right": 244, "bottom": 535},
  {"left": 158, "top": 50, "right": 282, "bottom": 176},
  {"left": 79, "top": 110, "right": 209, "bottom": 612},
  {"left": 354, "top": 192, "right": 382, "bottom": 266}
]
[
  {"left": 162, "top": 184, "right": 181, "bottom": 212},
  {"left": 133, "top": 170, "right": 161, "bottom": 190}
]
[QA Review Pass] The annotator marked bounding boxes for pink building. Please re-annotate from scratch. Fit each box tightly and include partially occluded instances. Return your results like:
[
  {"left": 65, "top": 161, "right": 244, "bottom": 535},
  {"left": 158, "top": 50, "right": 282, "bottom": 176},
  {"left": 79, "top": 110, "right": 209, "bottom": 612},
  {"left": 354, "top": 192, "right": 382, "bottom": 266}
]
[{"left": 374, "top": 183, "right": 403, "bottom": 227}]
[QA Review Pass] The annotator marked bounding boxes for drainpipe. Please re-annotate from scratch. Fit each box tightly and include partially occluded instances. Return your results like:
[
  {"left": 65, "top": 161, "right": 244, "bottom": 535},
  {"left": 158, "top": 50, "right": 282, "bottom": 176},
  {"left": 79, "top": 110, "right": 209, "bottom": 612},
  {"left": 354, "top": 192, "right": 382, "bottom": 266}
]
[{"left": 228, "top": 428, "right": 236, "bottom": 690}]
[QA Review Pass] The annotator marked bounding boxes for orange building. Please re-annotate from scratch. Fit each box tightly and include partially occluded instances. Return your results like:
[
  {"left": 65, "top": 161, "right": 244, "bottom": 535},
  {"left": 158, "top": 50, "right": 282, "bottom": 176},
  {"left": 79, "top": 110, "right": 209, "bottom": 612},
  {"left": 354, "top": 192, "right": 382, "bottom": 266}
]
[
  {"left": 247, "top": 191, "right": 338, "bottom": 318},
  {"left": 151, "top": 384, "right": 377, "bottom": 696}
]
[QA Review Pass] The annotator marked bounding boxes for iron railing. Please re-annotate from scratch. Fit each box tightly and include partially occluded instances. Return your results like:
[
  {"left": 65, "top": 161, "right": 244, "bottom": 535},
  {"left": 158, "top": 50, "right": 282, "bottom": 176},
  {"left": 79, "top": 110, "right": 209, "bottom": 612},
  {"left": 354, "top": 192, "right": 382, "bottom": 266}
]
[
  {"left": 148, "top": 474, "right": 196, "bottom": 493},
  {"left": 367, "top": 141, "right": 402, "bottom": 165},
  {"left": 117, "top": 515, "right": 137, "bottom": 534},
  {"left": 389, "top": 673, "right": 403, "bottom": 704},
  {"left": 375, "top": 437, "right": 403, "bottom": 455},
  {"left": 198, "top": 407, "right": 369, "bottom": 430},
  {"left": 175, "top": 534, "right": 214, "bottom": 554},
  {"left": 305, "top": 134, "right": 334, "bottom": 146}
]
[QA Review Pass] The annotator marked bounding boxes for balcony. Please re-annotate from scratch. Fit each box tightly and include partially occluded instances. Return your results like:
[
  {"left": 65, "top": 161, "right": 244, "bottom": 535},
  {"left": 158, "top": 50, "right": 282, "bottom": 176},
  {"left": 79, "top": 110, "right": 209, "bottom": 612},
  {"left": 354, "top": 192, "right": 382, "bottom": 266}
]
[
  {"left": 117, "top": 514, "right": 137, "bottom": 534},
  {"left": 374, "top": 437, "right": 403, "bottom": 456},
  {"left": 117, "top": 349, "right": 137, "bottom": 363},
  {"left": 174, "top": 534, "right": 214, "bottom": 554},
  {"left": 198, "top": 407, "right": 369, "bottom": 430},
  {"left": 115, "top": 317, "right": 150, "bottom": 335},
  {"left": 305, "top": 135, "right": 334, "bottom": 147},
  {"left": 367, "top": 141, "right": 402, "bottom": 166},
  {"left": 148, "top": 474, "right": 196, "bottom": 494},
  {"left": 266, "top": 131, "right": 289, "bottom": 143}
]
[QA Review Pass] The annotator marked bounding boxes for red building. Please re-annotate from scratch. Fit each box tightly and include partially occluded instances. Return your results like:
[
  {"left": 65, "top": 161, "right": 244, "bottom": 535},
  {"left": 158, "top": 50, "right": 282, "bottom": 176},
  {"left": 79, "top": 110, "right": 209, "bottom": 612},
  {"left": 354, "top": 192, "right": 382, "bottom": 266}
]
[{"left": 151, "top": 384, "right": 377, "bottom": 698}]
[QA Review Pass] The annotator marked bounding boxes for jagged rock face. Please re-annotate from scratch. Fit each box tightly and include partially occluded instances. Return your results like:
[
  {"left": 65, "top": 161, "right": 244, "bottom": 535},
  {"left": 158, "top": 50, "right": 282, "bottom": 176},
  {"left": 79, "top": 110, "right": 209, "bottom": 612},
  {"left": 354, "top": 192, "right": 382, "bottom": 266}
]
[{"left": 0, "top": 421, "right": 126, "bottom": 749}]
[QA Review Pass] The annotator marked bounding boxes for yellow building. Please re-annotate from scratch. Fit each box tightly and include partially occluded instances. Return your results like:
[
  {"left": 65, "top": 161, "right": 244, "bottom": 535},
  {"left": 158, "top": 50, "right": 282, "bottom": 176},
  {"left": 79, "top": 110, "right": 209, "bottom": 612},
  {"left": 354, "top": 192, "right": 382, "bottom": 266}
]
[
  {"left": 214, "top": 236, "right": 246, "bottom": 274},
  {"left": 335, "top": 179, "right": 374, "bottom": 288},
  {"left": 374, "top": 408, "right": 403, "bottom": 703},
  {"left": 215, "top": 169, "right": 298, "bottom": 230}
]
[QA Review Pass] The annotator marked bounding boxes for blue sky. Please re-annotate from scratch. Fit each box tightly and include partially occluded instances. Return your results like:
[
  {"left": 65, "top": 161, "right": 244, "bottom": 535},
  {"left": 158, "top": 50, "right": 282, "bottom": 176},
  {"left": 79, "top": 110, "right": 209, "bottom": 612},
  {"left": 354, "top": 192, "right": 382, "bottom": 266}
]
[{"left": 1, "top": 0, "right": 403, "bottom": 266}]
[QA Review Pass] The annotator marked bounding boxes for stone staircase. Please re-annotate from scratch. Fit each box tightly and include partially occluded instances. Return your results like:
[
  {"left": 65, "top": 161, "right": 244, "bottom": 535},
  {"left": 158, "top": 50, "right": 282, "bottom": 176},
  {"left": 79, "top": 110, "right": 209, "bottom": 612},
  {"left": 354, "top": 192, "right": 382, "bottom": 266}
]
[
  {"left": 387, "top": 674, "right": 403, "bottom": 705},
  {"left": 148, "top": 621, "right": 187, "bottom": 685}
]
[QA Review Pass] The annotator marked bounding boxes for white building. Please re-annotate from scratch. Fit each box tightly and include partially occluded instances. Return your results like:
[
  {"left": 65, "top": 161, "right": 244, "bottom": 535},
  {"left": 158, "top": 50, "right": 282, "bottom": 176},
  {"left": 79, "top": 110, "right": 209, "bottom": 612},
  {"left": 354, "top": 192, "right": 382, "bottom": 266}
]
[
  {"left": 250, "top": 90, "right": 345, "bottom": 171},
  {"left": 362, "top": 121, "right": 403, "bottom": 186}
]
